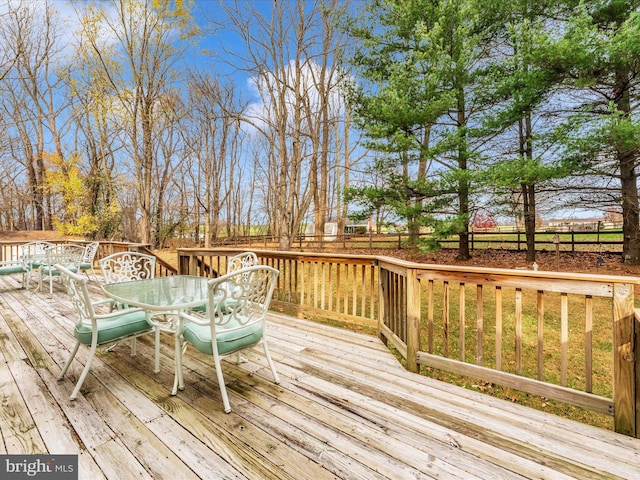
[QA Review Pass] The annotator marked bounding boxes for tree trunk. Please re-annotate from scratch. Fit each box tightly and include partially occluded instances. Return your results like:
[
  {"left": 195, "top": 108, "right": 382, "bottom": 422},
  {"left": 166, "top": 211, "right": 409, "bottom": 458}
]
[
  {"left": 456, "top": 89, "right": 470, "bottom": 261},
  {"left": 521, "top": 113, "right": 537, "bottom": 263},
  {"left": 614, "top": 67, "right": 640, "bottom": 264}
]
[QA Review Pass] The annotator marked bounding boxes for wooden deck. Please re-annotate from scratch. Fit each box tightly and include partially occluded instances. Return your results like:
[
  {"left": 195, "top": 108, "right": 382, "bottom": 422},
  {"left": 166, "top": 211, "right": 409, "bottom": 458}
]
[{"left": 1, "top": 273, "right": 640, "bottom": 480}]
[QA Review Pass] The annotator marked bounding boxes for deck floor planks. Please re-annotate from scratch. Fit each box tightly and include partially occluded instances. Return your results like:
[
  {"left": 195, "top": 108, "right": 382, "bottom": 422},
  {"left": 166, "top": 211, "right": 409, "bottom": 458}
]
[
  {"left": 75, "top": 349, "right": 248, "bottom": 480},
  {"left": 103, "top": 345, "right": 330, "bottom": 480},
  {"left": 248, "top": 347, "right": 572, "bottom": 479},
  {"left": 0, "top": 355, "right": 47, "bottom": 455},
  {"left": 217, "top": 360, "right": 512, "bottom": 480},
  {"left": 169, "top": 346, "right": 450, "bottom": 479},
  {"left": 176, "top": 320, "right": 580, "bottom": 478},
  {"left": 0, "top": 273, "right": 639, "bottom": 479},
  {"left": 263, "top": 335, "right": 631, "bottom": 479},
  {"left": 266, "top": 312, "right": 640, "bottom": 475}
]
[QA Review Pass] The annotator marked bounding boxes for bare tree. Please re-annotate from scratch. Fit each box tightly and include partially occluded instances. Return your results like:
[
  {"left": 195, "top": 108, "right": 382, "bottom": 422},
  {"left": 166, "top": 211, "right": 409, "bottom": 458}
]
[
  {"left": 211, "top": 0, "right": 354, "bottom": 250},
  {"left": 0, "top": 1, "right": 23, "bottom": 82},
  {"left": 152, "top": 92, "right": 188, "bottom": 247},
  {"left": 67, "top": 16, "right": 123, "bottom": 239},
  {"left": 75, "top": 0, "right": 196, "bottom": 244},
  {"left": 183, "top": 72, "right": 245, "bottom": 247},
  {"left": 0, "top": 0, "right": 70, "bottom": 231}
]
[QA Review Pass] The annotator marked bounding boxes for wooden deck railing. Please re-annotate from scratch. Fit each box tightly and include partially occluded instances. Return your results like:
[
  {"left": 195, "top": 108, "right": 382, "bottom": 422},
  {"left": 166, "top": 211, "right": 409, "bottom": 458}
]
[
  {"left": 377, "top": 258, "right": 640, "bottom": 434},
  {"left": 177, "top": 248, "right": 378, "bottom": 326},
  {"left": 177, "top": 247, "right": 640, "bottom": 437},
  {"left": 0, "top": 240, "right": 177, "bottom": 278}
]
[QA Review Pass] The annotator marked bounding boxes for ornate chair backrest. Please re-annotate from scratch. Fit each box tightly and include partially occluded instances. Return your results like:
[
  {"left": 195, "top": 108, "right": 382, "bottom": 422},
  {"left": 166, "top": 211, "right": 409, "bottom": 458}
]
[
  {"left": 20, "top": 241, "right": 54, "bottom": 266},
  {"left": 45, "top": 244, "right": 85, "bottom": 269},
  {"left": 58, "top": 264, "right": 95, "bottom": 325},
  {"left": 99, "top": 251, "right": 156, "bottom": 283},
  {"left": 208, "top": 265, "right": 279, "bottom": 332},
  {"left": 227, "top": 252, "right": 259, "bottom": 274},
  {"left": 82, "top": 241, "right": 100, "bottom": 265}
]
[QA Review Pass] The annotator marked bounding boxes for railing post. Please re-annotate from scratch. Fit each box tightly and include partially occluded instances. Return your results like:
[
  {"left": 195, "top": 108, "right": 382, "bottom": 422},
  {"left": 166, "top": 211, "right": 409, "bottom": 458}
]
[
  {"left": 406, "top": 267, "right": 421, "bottom": 373},
  {"left": 377, "top": 263, "right": 386, "bottom": 344},
  {"left": 613, "top": 282, "right": 637, "bottom": 437}
]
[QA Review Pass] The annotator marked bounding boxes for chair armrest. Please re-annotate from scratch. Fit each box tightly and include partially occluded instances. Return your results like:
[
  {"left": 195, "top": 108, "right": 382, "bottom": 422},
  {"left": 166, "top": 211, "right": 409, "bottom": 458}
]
[
  {"left": 179, "top": 310, "right": 211, "bottom": 326},
  {"left": 94, "top": 306, "right": 144, "bottom": 321},
  {"left": 0, "top": 259, "right": 24, "bottom": 266},
  {"left": 91, "top": 297, "right": 116, "bottom": 308}
]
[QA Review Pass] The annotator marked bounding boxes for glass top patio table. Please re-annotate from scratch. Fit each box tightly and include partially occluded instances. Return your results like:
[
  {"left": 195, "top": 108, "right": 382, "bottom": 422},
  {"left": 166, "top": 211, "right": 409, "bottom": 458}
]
[
  {"left": 101, "top": 275, "right": 210, "bottom": 395},
  {"left": 101, "top": 275, "right": 209, "bottom": 312}
]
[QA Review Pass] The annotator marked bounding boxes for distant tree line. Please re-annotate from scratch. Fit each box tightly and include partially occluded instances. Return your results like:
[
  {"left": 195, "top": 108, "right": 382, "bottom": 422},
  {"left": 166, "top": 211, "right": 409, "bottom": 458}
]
[
  {"left": 1, "top": 0, "right": 639, "bottom": 264},
  {"left": 0, "top": 0, "right": 358, "bottom": 250},
  {"left": 341, "top": 0, "right": 640, "bottom": 263}
]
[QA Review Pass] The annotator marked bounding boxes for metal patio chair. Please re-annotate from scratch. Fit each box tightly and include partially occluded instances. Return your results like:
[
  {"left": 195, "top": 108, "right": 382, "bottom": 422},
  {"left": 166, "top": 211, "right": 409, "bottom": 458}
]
[
  {"left": 178, "top": 265, "right": 280, "bottom": 413},
  {"left": 19, "top": 241, "right": 54, "bottom": 289},
  {"left": 38, "top": 244, "right": 85, "bottom": 294},
  {"left": 227, "top": 251, "right": 259, "bottom": 273},
  {"left": 99, "top": 251, "right": 156, "bottom": 284},
  {"left": 56, "top": 264, "right": 153, "bottom": 400},
  {"left": 80, "top": 241, "right": 100, "bottom": 281}
]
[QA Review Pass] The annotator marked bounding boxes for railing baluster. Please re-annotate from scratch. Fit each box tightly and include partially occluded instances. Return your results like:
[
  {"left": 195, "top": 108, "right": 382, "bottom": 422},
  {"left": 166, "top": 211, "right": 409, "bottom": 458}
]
[
  {"left": 459, "top": 282, "right": 466, "bottom": 362},
  {"left": 428, "top": 279, "right": 434, "bottom": 354},
  {"left": 495, "top": 286, "right": 502, "bottom": 371},
  {"left": 585, "top": 295, "right": 593, "bottom": 393},
  {"left": 515, "top": 288, "right": 522, "bottom": 375},
  {"left": 443, "top": 281, "right": 449, "bottom": 357},
  {"left": 476, "top": 284, "right": 483, "bottom": 366},
  {"left": 561, "top": 292, "right": 569, "bottom": 386},
  {"left": 537, "top": 290, "right": 544, "bottom": 381}
]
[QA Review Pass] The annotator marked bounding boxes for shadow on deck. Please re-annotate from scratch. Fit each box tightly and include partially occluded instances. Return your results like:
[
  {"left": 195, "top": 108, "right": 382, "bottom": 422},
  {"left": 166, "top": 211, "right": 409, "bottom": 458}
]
[{"left": 0, "top": 273, "right": 639, "bottom": 479}]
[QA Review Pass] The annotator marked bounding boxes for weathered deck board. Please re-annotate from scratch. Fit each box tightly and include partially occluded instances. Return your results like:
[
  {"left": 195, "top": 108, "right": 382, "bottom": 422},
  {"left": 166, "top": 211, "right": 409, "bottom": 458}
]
[{"left": 1, "top": 273, "right": 639, "bottom": 479}]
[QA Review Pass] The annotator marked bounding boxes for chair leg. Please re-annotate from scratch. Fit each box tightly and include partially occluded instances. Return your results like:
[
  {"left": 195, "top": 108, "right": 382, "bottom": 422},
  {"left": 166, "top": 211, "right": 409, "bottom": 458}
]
[
  {"left": 154, "top": 329, "right": 161, "bottom": 373},
  {"left": 58, "top": 341, "right": 81, "bottom": 380},
  {"left": 262, "top": 341, "right": 280, "bottom": 384},
  {"left": 69, "top": 343, "right": 98, "bottom": 400},
  {"left": 213, "top": 353, "right": 232, "bottom": 413},
  {"left": 172, "top": 336, "right": 185, "bottom": 395}
]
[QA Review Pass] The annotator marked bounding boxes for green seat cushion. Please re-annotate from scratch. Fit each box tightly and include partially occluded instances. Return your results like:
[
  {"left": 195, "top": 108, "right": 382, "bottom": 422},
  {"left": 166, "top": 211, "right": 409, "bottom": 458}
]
[
  {"left": 80, "top": 262, "right": 92, "bottom": 270},
  {"left": 183, "top": 317, "right": 263, "bottom": 356},
  {"left": 74, "top": 310, "right": 151, "bottom": 345},
  {"left": 0, "top": 265, "right": 25, "bottom": 275}
]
